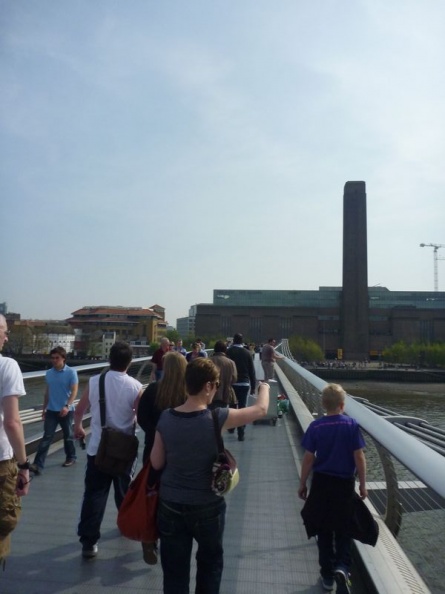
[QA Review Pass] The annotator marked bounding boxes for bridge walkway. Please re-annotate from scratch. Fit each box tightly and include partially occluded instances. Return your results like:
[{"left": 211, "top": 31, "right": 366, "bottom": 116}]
[{"left": 1, "top": 360, "right": 368, "bottom": 594}]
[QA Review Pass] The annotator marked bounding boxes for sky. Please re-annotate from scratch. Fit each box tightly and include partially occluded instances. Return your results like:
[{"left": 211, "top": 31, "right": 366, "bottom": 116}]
[{"left": 2, "top": 0, "right": 445, "bottom": 326}]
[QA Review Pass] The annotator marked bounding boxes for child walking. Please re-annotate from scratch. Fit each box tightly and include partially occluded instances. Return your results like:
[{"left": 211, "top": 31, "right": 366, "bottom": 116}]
[{"left": 298, "top": 383, "right": 368, "bottom": 594}]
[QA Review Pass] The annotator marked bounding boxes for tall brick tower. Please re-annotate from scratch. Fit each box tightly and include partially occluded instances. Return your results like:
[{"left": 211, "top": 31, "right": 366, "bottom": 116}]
[{"left": 341, "top": 181, "right": 369, "bottom": 360}]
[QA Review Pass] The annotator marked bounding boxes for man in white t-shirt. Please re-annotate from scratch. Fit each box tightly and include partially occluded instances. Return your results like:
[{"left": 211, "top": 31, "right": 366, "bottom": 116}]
[
  {"left": 0, "top": 315, "right": 30, "bottom": 562},
  {"left": 74, "top": 341, "right": 142, "bottom": 559}
]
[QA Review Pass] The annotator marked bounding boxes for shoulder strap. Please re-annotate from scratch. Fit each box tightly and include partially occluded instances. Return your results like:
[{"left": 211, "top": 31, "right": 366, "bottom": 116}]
[
  {"left": 211, "top": 408, "right": 225, "bottom": 454},
  {"left": 99, "top": 370, "right": 108, "bottom": 428},
  {"left": 99, "top": 369, "right": 137, "bottom": 434}
]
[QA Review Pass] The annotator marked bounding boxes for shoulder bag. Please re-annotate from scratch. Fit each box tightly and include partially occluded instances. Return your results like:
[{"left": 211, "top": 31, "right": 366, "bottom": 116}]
[
  {"left": 211, "top": 408, "right": 239, "bottom": 496},
  {"left": 117, "top": 459, "right": 159, "bottom": 542},
  {"left": 95, "top": 371, "right": 139, "bottom": 476}
]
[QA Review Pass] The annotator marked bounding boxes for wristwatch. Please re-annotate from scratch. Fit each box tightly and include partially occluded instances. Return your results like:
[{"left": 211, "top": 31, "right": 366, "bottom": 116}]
[{"left": 17, "top": 459, "right": 31, "bottom": 470}]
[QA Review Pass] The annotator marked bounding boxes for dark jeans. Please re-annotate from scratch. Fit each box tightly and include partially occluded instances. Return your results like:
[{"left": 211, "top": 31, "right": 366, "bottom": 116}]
[
  {"left": 77, "top": 454, "right": 135, "bottom": 547},
  {"left": 158, "top": 498, "right": 226, "bottom": 594},
  {"left": 317, "top": 530, "right": 352, "bottom": 578},
  {"left": 232, "top": 385, "right": 250, "bottom": 437},
  {"left": 33, "top": 409, "right": 76, "bottom": 469}
]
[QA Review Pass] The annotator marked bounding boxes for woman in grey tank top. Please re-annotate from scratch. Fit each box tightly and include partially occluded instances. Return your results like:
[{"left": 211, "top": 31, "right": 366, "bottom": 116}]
[{"left": 151, "top": 357, "right": 270, "bottom": 594}]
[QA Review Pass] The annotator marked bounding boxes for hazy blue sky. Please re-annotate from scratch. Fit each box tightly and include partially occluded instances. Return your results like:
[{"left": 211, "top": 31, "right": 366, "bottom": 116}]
[{"left": 2, "top": 1, "right": 444, "bottom": 326}]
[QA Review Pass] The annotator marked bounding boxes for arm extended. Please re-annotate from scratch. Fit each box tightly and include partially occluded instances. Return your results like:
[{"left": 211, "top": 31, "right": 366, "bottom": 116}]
[{"left": 223, "top": 382, "right": 270, "bottom": 430}]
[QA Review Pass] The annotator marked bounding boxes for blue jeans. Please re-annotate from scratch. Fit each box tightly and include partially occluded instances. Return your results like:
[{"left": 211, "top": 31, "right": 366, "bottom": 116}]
[
  {"left": 33, "top": 409, "right": 76, "bottom": 470},
  {"left": 232, "top": 385, "right": 250, "bottom": 437},
  {"left": 317, "top": 530, "right": 352, "bottom": 578},
  {"left": 77, "top": 455, "right": 134, "bottom": 547},
  {"left": 158, "top": 498, "right": 226, "bottom": 594}
]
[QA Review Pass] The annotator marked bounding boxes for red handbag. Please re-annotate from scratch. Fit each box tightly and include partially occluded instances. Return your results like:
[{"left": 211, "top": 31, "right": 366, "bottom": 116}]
[{"left": 117, "top": 460, "right": 159, "bottom": 542}]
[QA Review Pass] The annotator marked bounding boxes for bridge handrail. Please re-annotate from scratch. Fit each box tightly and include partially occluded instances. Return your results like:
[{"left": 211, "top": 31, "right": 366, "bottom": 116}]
[{"left": 20, "top": 356, "right": 152, "bottom": 380}]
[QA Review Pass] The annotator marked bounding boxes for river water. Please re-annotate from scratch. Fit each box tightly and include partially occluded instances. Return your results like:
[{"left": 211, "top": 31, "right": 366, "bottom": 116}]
[{"left": 335, "top": 379, "right": 445, "bottom": 430}]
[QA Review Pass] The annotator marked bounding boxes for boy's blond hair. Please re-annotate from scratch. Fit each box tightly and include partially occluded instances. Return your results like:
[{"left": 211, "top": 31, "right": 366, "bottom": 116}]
[{"left": 321, "top": 383, "right": 346, "bottom": 412}]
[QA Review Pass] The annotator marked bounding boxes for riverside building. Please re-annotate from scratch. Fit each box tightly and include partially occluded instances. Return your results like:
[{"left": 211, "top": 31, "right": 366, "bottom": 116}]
[{"left": 191, "top": 183, "right": 445, "bottom": 360}]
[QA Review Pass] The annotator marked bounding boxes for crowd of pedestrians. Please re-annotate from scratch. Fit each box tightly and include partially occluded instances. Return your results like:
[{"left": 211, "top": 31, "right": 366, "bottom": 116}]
[{"left": 2, "top": 330, "right": 368, "bottom": 594}]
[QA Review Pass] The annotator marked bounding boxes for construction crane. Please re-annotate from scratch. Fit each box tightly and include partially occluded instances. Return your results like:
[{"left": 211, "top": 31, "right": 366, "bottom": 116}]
[{"left": 419, "top": 243, "right": 445, "bottom": 291}]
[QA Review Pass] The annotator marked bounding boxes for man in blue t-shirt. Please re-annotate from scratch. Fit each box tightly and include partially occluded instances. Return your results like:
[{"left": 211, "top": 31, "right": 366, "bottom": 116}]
[
  {"left": 298, "top": 383, "right": 367, "bottom": 594},
  {"left": 30, "top": 346, "right": 78, "bottom": 474}
]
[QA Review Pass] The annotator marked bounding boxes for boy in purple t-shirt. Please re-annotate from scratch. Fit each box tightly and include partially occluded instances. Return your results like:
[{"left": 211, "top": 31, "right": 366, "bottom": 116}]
[{"left": 298, "top": 384, "right": 367, "bottom": 594}]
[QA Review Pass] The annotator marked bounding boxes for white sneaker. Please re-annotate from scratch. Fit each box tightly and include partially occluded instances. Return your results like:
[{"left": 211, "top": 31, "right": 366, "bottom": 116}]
[{"left": 82, "top": 544, "right": 98, "bottom": 558}]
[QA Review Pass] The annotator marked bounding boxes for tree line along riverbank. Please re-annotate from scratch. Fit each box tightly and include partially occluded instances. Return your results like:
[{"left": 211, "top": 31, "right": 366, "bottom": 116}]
[{"left": 310, "top": 366, "right": 445, "bottom": 383}]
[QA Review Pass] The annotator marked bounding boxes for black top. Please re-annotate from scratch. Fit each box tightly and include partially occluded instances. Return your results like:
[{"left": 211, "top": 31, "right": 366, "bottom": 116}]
[
  {"left": 227, "top": 345, "right": 256, "bottom": 391},
  {"left": 137, "top": 382, "right": 161, "bottom": 453}
]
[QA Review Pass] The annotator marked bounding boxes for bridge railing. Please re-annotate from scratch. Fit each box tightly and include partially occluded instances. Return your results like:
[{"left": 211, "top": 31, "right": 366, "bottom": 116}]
[{"left": 278, "top": 340, "right": 445, "bottom": 594}]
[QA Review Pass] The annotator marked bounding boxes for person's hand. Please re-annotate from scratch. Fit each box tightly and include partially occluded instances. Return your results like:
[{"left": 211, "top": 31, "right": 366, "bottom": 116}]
[
  {"left": 74, "top": 426, "right": 86, "bottom": 440},
  {"left": 298, "top": 484, "right": 308, "bottom": 500},
  {"left": 359, "top": 484, "right": 368, "bottom": 500},
  {"left": 16, "top": 470, "right": 31, "bottom": 496}
]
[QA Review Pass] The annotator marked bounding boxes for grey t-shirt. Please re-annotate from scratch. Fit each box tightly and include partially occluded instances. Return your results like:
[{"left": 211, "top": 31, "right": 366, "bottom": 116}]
[{"left": 157, "top": 406, "right": 230, "bottom": 504}]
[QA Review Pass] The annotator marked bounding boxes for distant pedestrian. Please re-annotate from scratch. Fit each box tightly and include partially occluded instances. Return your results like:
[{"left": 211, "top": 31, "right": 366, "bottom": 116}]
[
  {"left": 227, "top": 333, "right": 256, "bottom": 441},
  {"left": 196, "top": 338, "right": 208, "bottom": 357},
  {"left": 174, "top": 339, "right": 187, "bottom": 357},
  {"left": 261, "top": 338, "right": 283, "bottom": 382},
  {"left": 209, "top": 340, "right": 237, "bottom": 410},
  {"left": 0, "top": 315, "right": 30, "bottom": 563},
  {"left": 186, "top": 341, "right": 207, "bottom": 362},
  {"left": 30, "top": 346, "right": 78, "bottom": 475},
  {"left": 151, "top": 337, "right": 171, "bottom": 381},
  {"left": 74, "top": 341, "right": 142, "bottom": 559},
  {"left": 298, "top": 383, "right": 368, "bottom": 594}
]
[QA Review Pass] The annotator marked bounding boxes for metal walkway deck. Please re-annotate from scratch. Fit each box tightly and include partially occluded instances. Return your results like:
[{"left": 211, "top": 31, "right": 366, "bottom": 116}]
[{"left": 1, "top": 363, "right": 367, "bottom": 594}]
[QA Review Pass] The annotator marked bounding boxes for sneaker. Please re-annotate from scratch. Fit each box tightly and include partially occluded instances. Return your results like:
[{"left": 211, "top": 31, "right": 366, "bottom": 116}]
[
  {"left": 142, "top": 542, "right": 158, "bottom": 565},
  {"left": 29, "top": 464, "right": 42, "bottom": 475},
  {"left": 62, "top": 459, "right": 76, "bottom": 467},
  {"left": 320, "top": 574, "right": 334, "bottom": 591},
  {"left": 82, "top": 544, "right": 98, "bottom": 559},
  {"left": 334, "top": 568, "right": 351, "bottom": 594}
]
